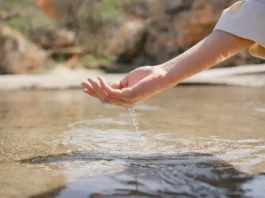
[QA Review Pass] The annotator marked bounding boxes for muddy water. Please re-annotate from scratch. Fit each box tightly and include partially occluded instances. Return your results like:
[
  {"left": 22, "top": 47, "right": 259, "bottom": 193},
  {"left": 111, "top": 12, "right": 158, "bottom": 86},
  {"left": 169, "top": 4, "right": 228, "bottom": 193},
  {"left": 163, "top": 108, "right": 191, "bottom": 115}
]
[{"left": 0, "top": 87, "right": 265, "bottom": 198}]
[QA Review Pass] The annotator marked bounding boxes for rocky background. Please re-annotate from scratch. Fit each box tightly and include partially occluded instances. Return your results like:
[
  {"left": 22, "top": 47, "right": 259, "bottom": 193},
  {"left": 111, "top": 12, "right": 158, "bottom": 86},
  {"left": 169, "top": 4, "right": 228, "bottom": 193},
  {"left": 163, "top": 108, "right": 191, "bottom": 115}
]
[{"left": 0, "top": 0, "right": 264, "bottom": 74}]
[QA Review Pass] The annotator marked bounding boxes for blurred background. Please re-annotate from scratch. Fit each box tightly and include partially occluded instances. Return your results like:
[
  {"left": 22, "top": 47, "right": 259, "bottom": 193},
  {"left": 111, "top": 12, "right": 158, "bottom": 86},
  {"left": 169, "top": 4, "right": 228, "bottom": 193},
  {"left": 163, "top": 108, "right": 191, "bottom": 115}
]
[
  {"left": 1, "top": 2, "right": 265, "bottom": 197},
  {"left": 1, "top": 0, "right": 264, "bottom": 75}
]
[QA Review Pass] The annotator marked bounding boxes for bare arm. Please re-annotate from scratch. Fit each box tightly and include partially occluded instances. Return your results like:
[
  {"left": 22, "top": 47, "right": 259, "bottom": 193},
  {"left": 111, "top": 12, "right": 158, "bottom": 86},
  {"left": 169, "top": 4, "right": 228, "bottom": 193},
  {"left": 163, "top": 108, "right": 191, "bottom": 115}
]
[
  {"left": 82, "top": 30, "right": 254, "bottom": 108},
  {"left": 160, "top": 30, "right": 254, "bottom": 88}
]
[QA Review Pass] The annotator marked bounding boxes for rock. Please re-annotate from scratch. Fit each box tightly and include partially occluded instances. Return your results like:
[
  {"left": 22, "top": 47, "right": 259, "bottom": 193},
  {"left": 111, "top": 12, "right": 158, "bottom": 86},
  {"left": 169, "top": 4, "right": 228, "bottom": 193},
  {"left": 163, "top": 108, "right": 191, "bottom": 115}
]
[
  {"left": 143, "top": 0, "right": 235, "bottom": 64},
  {"left": 103, "top": 19, "right": 147, "bottom": 72},
  {"left": 32, "top": 28, "right": 75, "bottom": 49},
  {"left": 107, "top": 19, "right": 147, "bottom": 62},
  {"left": 104, "top": 0, "right": 264, "bottom": 72},
  {"left": 0, "top": 25, "right": 49, "bottom": 74}
]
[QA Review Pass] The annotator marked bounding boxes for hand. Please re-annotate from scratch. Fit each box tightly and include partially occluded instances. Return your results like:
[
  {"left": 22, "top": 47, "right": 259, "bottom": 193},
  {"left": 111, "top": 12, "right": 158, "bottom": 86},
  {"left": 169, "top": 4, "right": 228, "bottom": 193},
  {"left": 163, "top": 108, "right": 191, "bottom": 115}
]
[
  {"left": 81, "top": 31, "right": 253, "bottom": 109},
  {"left": 81, "top": 66, "right": 167, "bottom": 109}
]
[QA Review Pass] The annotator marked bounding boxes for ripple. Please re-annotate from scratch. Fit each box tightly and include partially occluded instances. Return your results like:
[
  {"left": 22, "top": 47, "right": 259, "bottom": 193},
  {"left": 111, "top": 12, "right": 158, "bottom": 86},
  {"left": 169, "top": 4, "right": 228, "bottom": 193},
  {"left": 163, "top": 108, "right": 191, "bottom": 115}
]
[
  {"left": 68, "top": 118, "right": 129, "bottom": 128},
  {"left": 23, "top": 152, "right": 255, "bottom": 198}
]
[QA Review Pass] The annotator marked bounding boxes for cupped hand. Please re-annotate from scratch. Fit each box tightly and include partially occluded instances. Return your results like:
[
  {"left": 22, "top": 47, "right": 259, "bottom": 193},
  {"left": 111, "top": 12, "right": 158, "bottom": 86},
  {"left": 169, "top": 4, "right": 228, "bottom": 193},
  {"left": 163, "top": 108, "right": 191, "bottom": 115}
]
[{"left": 81, "top": 66, "right": 167, "bottom": 109}]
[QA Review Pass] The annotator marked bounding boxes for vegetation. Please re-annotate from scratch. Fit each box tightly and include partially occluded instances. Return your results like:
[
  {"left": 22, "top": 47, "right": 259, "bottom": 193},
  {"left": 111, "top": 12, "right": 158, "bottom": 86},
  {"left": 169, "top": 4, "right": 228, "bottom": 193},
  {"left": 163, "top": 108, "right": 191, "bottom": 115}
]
[
  {"left": 2, "top": 0, "right": 263, "bottom": 74},
  {"left": 0, "top": 0, "right": 131, "bottom": 69},
  {"left": 0, "top": 0, "right": 33, "bottom": 11}
]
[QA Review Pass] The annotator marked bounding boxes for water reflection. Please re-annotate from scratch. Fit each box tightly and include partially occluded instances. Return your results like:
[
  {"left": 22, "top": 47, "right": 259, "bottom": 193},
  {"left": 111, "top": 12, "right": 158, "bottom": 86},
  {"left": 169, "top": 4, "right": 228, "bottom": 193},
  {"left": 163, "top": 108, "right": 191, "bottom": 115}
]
[{"left": 22, "top": 152, "right": 261, "bottom": 198}]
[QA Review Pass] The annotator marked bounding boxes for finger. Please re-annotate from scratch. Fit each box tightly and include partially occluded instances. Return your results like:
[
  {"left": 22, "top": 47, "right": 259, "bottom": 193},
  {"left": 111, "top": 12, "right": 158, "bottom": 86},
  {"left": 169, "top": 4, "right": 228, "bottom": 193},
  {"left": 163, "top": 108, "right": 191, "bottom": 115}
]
[
  {"left": 120, "top": 76, "right": 129, "bottom": 88},
  {"left": 84, "top": 88, "right": 98, "bottom": 99},
  {"left": 97, "top": 77, "right": 138, "bottom": 106},
  {"left": 111, "top": 75, "right": 128, "bottom": 89},
  {"left": 82, "top": 79, "right": 134, "bottom": 107},
  {"left": 88, "top": 77, "right": 128, "bottom": 106},
  {"left": 81, "top": 80, "right": 94, "bottom": 92},
  {"left": 81, "top": 81, "right": 101, "bottom": 99},
  {"left": 98, "top": 77, "right": 121, "bottom": 97},
  {"left": 98, "top": 77, "right": 132, "bottom": 101},
  {"left": 88, "top": 78, "right": 111, "bottom": 103},
  {"left": 95, "top": 77, "right": 138, "bottom": 107},
  {"left": 85, "top": 77, "right": 135, "bottom": 107},
  {"left": 85, "top": 86, "right": 131, "bottom": 108},
  {"left": 111, "top": 81, "right": 121, "bottom": 89}
]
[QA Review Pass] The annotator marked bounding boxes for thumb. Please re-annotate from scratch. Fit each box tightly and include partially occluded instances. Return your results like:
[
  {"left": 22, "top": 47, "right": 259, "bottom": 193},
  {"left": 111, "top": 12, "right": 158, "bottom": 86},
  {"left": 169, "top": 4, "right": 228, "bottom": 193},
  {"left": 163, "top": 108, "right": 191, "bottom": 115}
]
[
  {"left": 111, "top": 81, "right": 121, "bottom": 89},
  {"left": 111, "top": 75, "right": 129, "bottom": 89}
]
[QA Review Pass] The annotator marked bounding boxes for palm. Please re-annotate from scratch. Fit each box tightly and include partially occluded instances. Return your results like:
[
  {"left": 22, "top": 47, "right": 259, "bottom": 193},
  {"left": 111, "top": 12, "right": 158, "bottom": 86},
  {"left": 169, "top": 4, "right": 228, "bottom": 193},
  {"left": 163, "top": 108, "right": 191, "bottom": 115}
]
[{"left": 82, "top": 65, "right": 164, "bottom": 108}]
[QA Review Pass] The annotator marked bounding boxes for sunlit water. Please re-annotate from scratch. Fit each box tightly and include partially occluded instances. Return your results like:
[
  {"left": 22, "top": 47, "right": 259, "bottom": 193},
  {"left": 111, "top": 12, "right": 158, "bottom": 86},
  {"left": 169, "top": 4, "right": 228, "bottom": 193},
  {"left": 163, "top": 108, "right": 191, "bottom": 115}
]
[{"left": 0, "top": 86, "right": 265, "bottom": 198}]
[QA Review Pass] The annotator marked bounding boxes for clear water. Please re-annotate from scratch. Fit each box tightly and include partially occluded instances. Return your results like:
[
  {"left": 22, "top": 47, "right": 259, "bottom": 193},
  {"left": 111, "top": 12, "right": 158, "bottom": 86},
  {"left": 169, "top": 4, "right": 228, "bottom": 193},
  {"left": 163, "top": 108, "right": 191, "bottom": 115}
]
[
  {"left": 0, "top": 86, "right": 265, "bottom": 198},
  {"left": 129, "top": 109, "right": 140, "bottom": 139}
]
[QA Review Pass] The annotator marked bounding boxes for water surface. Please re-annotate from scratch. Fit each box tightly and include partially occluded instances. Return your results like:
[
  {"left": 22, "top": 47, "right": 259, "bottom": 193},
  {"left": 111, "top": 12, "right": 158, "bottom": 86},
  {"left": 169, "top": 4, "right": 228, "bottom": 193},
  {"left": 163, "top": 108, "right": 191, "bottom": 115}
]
[{"left": 0, "top": 86, "right": 265, "bottom": 198}]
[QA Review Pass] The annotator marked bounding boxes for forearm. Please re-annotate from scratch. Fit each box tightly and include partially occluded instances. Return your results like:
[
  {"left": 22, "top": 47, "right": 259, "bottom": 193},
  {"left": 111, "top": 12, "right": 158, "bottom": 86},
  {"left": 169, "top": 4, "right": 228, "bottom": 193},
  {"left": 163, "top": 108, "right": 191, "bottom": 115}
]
[
  {"left": 159, "top": 30, "right": 254, "bottom": 88},
  {"left": 82, "top": 30, "right": 254, "bottom": 107}
]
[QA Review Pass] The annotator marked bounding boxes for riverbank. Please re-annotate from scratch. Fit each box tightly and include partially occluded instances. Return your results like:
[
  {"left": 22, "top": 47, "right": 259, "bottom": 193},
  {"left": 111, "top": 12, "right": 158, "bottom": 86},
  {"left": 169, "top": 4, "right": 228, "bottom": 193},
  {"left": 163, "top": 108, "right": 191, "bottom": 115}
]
[{"left": 0, "top": 64, "right": 265, "bottom": 91}]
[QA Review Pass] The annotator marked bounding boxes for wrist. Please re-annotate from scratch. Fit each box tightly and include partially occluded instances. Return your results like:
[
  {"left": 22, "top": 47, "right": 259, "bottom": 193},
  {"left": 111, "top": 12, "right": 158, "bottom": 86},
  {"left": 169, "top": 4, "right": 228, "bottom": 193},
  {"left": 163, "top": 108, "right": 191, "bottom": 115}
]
[
  {"left": 153, "top": 65, "right": 167, "bottom": 81},
  {"left": 156, "top": 61, "right": 182, "bottom": 88},
  {"left": 151, "top": 65, "right": 173, "bottom": 91}
]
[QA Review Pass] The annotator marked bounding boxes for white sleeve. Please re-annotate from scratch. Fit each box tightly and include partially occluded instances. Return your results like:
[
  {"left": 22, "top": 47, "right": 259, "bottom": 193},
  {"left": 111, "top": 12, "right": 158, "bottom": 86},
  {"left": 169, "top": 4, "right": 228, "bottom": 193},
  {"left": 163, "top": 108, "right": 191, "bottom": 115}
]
[{"left": 214, "top": 0, "right": 265, "bottom": 59}]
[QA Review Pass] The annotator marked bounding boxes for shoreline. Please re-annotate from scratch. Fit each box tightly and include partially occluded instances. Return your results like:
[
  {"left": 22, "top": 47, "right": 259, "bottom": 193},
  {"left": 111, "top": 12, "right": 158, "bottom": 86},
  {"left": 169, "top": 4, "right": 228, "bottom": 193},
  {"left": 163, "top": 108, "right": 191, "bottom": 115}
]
[{"left": 0, "top": 64, "right": 265, "bottom": 91}]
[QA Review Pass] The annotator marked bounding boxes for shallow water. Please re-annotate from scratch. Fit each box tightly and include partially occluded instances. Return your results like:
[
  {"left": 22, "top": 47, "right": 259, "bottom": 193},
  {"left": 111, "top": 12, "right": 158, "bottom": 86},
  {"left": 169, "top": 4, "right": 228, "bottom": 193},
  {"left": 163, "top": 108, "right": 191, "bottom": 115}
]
[{"left": 0, "top": 86, "right": 265, "bottom": 198}]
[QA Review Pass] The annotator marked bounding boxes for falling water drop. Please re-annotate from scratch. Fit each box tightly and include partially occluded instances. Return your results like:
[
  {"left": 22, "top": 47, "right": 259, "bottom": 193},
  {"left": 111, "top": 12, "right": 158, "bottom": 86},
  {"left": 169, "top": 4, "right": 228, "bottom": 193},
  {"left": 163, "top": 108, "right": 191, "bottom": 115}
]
[{"left": 129, "top": 109, "right": 140, "bottom": 139}]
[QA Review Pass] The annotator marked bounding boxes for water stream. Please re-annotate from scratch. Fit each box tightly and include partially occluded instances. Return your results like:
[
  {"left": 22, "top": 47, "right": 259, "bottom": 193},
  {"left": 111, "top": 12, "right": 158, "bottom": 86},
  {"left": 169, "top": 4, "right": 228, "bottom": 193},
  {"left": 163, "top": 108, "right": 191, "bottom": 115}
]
[{"left": 129, "top": 109, "right": 140, "bottom": 139}]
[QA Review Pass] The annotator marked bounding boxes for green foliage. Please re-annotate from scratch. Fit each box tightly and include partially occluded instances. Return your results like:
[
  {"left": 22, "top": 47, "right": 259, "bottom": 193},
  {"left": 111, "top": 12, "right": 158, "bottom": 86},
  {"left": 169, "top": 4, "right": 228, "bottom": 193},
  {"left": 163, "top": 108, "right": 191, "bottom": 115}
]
[
  {"left": 0, "top": 0, "right": 144, "bottom": 70},
  {"left": 30, "top": 64, "right": 55, "bottom": 74},
  {"left": 98, "top": 0, "right": 124, "bottom": 24},
  {"left": 79, "top": 54, "right": 112, "bottom": 69},
  {"left": 0, "top": 0, "right": 33, "bottom": 11},
  {"left": 6, "top": 16, "right": 29, "bottom": 36},
  {"left": 76, "top": 0, "right": 124, "bottom": 31}
]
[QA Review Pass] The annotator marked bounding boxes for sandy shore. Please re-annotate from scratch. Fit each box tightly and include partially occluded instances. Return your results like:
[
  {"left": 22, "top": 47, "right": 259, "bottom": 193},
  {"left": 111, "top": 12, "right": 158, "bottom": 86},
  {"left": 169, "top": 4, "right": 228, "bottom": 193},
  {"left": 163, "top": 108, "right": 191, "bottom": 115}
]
[{"left": 0, "top": 64, "right": 265, "bottom": 91}]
